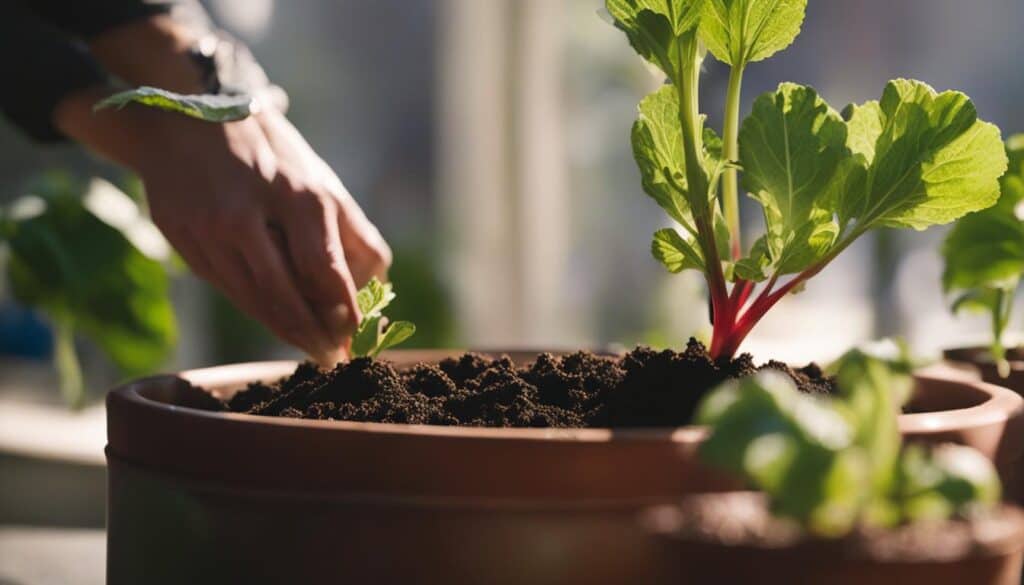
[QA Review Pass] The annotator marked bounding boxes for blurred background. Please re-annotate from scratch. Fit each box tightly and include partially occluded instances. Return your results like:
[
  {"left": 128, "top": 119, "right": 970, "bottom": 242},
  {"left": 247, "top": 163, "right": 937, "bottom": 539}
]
[{"left": 0, "top": 2, "right": 1023, "bottom": 578}]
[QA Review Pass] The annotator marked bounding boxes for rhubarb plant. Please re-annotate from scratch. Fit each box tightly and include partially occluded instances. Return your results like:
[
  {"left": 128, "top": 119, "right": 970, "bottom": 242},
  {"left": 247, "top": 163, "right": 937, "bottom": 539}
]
[
  {"left": 607, "top": 0, "right": 1007, "bottom": 359},
  {"left": 942, "top": 135, "right": 1024, "bottom": 376}
]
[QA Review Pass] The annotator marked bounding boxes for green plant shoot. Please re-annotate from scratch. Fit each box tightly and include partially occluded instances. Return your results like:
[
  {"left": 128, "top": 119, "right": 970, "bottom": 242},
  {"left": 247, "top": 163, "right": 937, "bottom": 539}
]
[
  {"left": 607, "top": 0, "right": 1007, "bottom": 359},
  {"left": 351, "top": 277, "right": 416, "bottom": 358},
  {"left": 942, "top": 135, "right": 1024, "bottom": 376}
]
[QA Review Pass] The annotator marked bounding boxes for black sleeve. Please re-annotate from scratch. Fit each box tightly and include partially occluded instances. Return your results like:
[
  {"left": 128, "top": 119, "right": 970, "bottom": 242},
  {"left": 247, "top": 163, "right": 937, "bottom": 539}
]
[
  {"left": 1, "top": 0, "right": 284, "bottom": 144},
  {"left": 27, "top": 0, "right": 172, "bottom": 40},
  {"left": 0, "top": 1, "right": 171, "bottom": 143}
]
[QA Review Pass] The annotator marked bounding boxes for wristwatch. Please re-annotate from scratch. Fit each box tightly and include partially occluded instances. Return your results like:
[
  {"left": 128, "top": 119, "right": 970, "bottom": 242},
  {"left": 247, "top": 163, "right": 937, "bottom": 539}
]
[{"left": 187, "top": 30, "right": 289, "bottom": 113}]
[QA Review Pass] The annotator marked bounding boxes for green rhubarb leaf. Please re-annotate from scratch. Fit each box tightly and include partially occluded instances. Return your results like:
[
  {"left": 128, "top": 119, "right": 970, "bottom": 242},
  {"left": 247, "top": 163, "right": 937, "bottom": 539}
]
[
  {"left": 606, "top": 0, "right": 704, "bottom": 82},
  {"left": 634, "top": 87, "right": 724, "bottom": 226},
  {"left": 652, "top": 228, "right": 705, "bottom": 272},
  {"left": 733, "top": 236, "right": 771, "bottom": 281},
  {"left": 372, "top": 321, "right": 416, "bottom": 357},
  {"left": 699, "top": 0, "right": 807, "bottom": 66},
  {"left": 651, "top": 215, "right": 733, "bottom": 275},
  {"left": 94, "top": 86, "right": 254, "bottom": 122},
  {"left": 633, "top": 86, "right": 721, "bottom": 225},
  {"left": 738, "top": 83, "right": 846, "bottom": 277},
  {"left": 633, "top": 86, "right": 695, "bottom": 228},
  {"left": 839, "top": 80, "right": 1007, "bottom": 231}
]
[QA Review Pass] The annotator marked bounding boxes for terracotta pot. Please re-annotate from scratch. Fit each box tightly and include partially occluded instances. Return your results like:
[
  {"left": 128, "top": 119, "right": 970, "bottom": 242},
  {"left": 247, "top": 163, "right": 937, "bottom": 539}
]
[
  {"left": 902, "top": 362, "right": 1024, "bottom": 503},
  {"left": 105, "top": 350, "right": 1024, "bottom": 585},
  {"left": 643, "top": 492, "right": 1024, "bottom": 585},
  {"left": 945, "top": 346, "right": 1024, "bottom": 393}
]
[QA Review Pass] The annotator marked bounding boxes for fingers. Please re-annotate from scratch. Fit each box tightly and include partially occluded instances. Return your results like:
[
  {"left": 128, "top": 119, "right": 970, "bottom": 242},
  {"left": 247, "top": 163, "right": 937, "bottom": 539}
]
[
  {"left": 254, "top": 108, "right": 391, "bottom": 288},
  {"left": 170, "top": 218, "right": 343, "bottom": 365},
  {"left": 275, "top": 187, "right": 361, "bottom": 350},
  {"left": 233, "top": 219, "right": 341, "bottom": 364},
  {"left": 335, "top": 195, "right": 392, "bottom": 287}
]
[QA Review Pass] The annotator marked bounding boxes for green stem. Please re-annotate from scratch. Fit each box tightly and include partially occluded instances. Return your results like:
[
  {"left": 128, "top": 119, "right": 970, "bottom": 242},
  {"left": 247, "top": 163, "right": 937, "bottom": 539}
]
[
  {"left": 676, "top": 38, "right": 728, "bottom": 331},
  {"left": 722, "top": 64, "right": 745, "bottom": 260},
  {"left": 54, "top": 319, "right": 85, "bottom": 409}
]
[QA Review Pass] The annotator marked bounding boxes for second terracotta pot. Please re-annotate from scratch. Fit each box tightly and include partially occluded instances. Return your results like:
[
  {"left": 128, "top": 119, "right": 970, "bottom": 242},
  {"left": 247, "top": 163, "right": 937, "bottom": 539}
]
[
  {"left": 946, "top": 346, "right": 1024, "bottom": 392},
  {"left": 105, "top": 350, "right": 1024, "bottom": 585},
  {"left": 644, "top": 492, "right": 1024, "bottom": 585}
]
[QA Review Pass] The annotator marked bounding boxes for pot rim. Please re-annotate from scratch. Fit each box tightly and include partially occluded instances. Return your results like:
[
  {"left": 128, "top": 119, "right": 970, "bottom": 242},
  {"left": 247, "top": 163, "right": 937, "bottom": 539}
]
[{"left": 109, "top": 355, "right": 1023, "bottom": 442}]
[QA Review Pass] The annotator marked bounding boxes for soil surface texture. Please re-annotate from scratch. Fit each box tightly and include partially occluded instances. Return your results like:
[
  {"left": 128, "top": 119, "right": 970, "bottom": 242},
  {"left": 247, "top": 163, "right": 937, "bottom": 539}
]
[{"left": 203, "top": 339, "right": 833, "bottom": 428}]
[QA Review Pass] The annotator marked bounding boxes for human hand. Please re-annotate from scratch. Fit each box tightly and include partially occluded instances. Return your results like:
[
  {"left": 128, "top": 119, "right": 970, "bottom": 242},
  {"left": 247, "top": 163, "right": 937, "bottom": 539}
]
[
  {"left": 132, "top": 106, "right": 390, "bottom": 365},
  {"left": 52, "top": 14, "right": 391, "bottom": 365}
]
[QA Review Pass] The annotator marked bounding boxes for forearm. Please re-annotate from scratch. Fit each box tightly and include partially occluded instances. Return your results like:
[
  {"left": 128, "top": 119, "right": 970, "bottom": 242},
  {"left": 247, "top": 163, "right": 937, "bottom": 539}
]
[{"left": 53, "top": 85, "right": 165, "bottom": 174}]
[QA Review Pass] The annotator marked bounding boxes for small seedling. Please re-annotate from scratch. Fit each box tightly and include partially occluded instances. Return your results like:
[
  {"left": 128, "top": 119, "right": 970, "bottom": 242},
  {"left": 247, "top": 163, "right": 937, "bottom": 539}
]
[
  {"left": 942, "top": 135, "right": 1024, "bottom": 376},
  {"left": 607, "top": 0, "right": 1007, "bottom": 359},
  {"left": 351, "top": 277, "right": 416, "bottom": 358}
]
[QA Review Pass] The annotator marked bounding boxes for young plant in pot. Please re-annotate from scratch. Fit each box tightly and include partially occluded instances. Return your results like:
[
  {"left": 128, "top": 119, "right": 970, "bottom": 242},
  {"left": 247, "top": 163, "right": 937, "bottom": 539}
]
[
  {"left": 942, "top": 134, "right": 1024, "bottom": 388},
  {"left": 100, "top": 2, "right": 1024, "bottom": 583},
  {"left": 645, "top": 349, "right": 1024, "bottom": 584}
]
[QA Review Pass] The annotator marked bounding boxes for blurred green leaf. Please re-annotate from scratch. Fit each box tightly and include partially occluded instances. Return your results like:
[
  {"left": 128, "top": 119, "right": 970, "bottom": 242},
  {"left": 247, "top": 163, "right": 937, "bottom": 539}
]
[
  {"left": 3, "top": 174, "right": 176, "bottom": 382},
  {"left": 696, "top": 371, "right": 865, "bottom": 535},
  {"left": 698, "top": 348, "right": 1001, "bottom": 536},
  {"left": 942, "top": 135, "right": 1024, "bottom": 369},
  {"left": 897, "top": 444, "right": 1001, "bottom": 523},
  {"left": 830, "top": 348, "right": 913, "bottom": 504},
  {"left": 386, "top": 246, "right": 456, "bottom": 348}
]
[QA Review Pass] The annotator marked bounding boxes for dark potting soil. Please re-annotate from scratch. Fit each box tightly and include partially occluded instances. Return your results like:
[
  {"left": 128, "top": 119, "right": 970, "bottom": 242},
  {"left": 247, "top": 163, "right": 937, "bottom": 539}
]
[{"left": 201, "top": 338, "right": 834, "bottom": 428}]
